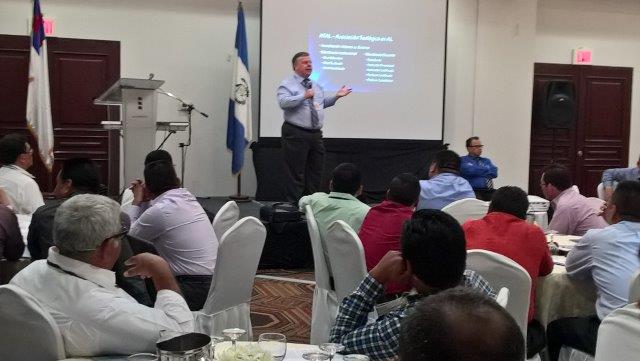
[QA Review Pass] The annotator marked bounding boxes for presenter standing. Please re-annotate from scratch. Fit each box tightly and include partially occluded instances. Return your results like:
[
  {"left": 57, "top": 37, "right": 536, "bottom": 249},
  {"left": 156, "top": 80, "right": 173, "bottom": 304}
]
[{"left": 277, "top": 52, "right": 352, "bottom": 202}]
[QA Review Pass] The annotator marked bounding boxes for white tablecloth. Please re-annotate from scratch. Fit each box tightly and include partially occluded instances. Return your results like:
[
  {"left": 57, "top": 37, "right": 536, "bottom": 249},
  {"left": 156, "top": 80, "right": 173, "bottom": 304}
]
[
  {"left": 535, "top": 235, "right": 597, "bottom": 326},
  {"left": 62, "top": 343, "right": 345, "bottom": 361}
]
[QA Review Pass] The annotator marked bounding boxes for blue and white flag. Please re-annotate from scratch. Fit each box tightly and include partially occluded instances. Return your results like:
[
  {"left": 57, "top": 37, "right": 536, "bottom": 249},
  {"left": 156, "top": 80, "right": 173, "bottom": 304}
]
[
  {"left": 226, "top": 3, "right": 252, "bottom": 174},
  {"left": 26, "top": 0, "right": 54, "bottom": 171}
]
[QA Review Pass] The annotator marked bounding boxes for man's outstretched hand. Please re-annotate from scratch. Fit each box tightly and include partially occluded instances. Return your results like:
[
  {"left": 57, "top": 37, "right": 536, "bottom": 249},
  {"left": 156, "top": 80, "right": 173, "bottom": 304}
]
[{"left": 336, "top": 85, "right": 352, "bottom": 98}]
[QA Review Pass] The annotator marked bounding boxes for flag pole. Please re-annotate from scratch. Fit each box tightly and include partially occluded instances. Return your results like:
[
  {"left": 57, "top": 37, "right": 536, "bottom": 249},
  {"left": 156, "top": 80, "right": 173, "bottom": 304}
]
[
  {"left": 229, "top": 171, "right": 250, "bottom": 202},
  {"left": 227, "top": 0, "right": 251, "bottom": 203}
]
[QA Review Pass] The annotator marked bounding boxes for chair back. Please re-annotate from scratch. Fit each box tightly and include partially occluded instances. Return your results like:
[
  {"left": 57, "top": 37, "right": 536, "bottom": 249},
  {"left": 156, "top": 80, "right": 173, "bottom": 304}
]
[
  {"left": 466, "top": 250, "right": 532, "bottom": 338},
  {"left": 596, "top": 183, "right": 605, "bottom": 200},
  {"left": 305, "top": 205, "right": 338, "bottom": 344},
  {"left": 496, "top": 287, "right": 510, "bottom": 309},
  {"left": 325, "top": 220, "right": 368, "bottom": 301},
  {"left": 201, "top": 216, "right": 266, "bottom": 314},
  {"left": 442, "top": 198, "right": 489, "bottom": 225},
  {"left": 212, "top": 200, "right": 240, "bottom": 239},
  {"left": 0, "top": 284, "right": 65, "bottom": 360},
  {"left": 595, "top": 303, "right": 640, "bottom": 361},
  {"left": 628, "top": 269, "right": 640, "bottom": 303},
  {"left": 306, "top": 205, "right": 332, "bottom": 290}
]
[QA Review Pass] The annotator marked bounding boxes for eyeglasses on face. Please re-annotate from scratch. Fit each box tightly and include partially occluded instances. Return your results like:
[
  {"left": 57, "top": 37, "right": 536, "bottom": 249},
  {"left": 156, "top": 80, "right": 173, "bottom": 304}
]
[
  {"left": 469, "top": 145, "right": 484, "bottom": 148},
  {"left": 74, "top": 228, "right": 128, "bottom": 252}
]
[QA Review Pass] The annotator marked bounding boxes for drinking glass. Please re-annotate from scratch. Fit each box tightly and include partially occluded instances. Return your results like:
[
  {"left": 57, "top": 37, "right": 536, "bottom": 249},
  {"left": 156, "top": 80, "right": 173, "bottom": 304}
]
[
  {"left": 343, "top": 355, "right": 370, "bottom": 361},
  {"left": 258, "top": 333, "right": 287, "bottom": 361},
  {"left": 223, "top": 328, "right": 246, "bottom": 347},
  {"left": 319, "top": 343, "right": 345, "bottom": 361},
  {"left": 302, "top": 352, "right": 330, "bottom": 361}
]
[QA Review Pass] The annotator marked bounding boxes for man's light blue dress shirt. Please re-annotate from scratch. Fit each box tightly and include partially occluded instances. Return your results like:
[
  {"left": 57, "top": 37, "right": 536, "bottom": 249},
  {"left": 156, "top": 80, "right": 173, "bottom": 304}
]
[
  {"left": 277, "top": 73, "right": 337, "bottom": 130},
  {"left": 417, "top": 173, "right": 475, "bottom": 210}
]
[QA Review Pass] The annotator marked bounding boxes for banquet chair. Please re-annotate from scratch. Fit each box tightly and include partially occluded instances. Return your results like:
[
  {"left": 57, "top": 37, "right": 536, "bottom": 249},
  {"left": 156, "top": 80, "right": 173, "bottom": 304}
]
[
  {"left": 325, "top": 220, "right": 368, "bottom": 301},
  {"left": 596, "top": 183, "right": 605, "bottom": 200},
  {"left": 466, "top": 250, "right": 536, "bottom": 361},
  {"left": 442, "top": 198, "right": 489, "bottom": 225},
  {"left": 196, "top": 216, "right": 266, "bottom": 340},
  {"left": 306, "top": 205, "right": 339, "bottom": 345},
  {"left": 211, "top": 200, "right": 240, "bottom": 239},
  {"left": 594, "top": 303, "right": 640, "bottom": 361},
  {"left": 496, "top": 287, "right": 510, "bottom": 309},
  {"left": 0, "top": 284, "right": 66, "bottom": 360}
]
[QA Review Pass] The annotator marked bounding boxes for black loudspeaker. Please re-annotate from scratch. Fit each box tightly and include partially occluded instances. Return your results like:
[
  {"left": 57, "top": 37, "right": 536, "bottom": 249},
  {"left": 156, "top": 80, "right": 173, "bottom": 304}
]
[{"left": 543, "top": 81, "right": 575, "bottom": 128}]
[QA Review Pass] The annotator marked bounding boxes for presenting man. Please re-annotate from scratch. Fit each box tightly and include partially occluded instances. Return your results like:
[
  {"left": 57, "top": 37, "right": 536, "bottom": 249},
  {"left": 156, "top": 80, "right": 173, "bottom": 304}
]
[
  {"left": 460, "top": 136, "right": 498, "bottom": 201},
  {"left": 277, "top": 51, "right": 352, "bottom": 202}
]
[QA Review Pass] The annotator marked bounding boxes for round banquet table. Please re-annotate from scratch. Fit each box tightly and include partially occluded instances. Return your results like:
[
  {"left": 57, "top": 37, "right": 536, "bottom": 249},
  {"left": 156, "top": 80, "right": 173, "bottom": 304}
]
[{"left": 535, "top": 235, "right": 597, "bottom": 326}]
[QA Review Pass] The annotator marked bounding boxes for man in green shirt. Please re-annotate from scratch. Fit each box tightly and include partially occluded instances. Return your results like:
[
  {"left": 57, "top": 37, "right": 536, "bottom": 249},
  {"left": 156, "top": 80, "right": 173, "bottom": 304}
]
[{"left": 300, "top": 163, "right": 370, "bottom": 273}]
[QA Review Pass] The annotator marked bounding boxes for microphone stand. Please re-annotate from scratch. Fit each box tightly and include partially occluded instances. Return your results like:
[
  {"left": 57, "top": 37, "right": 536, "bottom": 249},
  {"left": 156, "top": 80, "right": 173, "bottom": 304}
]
[{"left": 156, "top": 88, "right": 209, "bottom": 186}]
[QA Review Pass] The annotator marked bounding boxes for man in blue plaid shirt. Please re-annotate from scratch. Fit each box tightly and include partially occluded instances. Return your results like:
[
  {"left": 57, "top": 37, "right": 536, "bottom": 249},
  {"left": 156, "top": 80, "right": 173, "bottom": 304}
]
[{"left": 330, "top": 209, "right": 496, "bottom": 360}]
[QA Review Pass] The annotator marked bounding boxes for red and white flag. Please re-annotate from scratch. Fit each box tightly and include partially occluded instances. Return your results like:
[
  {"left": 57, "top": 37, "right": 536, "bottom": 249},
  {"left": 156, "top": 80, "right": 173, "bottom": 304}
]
[{"left": 26, "top": 0, "right": 54, "bottom": 171}]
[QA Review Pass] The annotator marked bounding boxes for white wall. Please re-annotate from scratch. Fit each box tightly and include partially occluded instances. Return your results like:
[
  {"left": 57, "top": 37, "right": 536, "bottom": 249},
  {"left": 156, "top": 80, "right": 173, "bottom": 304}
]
[
  {"left": 0, "top": 0, "right": 262, "bottom": 196},
  {"left": 536, "top": 0, "right": 640, "bottom": 166},
  {"left": 445, "top": 0, "right": 537, "bottom": 189}
]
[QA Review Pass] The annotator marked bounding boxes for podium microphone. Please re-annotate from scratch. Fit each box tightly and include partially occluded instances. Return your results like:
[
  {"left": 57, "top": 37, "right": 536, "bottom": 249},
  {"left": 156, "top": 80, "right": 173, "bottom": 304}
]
[{"left": 148, "top": 73, "right": 155, "bottom": 80}]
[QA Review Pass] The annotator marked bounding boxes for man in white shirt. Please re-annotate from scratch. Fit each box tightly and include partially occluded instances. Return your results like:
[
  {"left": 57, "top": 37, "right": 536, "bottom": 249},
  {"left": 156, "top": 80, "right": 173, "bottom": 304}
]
[
  {"left": 0, "top": 133, "right": 44, "bottom": 214},
  {"left": 124, "top": 159, "right": 218, "bottom": 310},
  {"left": 10, "top": 194, "right": 193, "bottom": 357}
]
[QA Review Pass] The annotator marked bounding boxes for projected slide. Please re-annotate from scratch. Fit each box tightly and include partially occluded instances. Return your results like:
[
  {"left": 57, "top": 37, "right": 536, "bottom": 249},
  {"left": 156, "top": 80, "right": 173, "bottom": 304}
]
[
  {"left": 260, "top": 0, "right": 447, "bottom": 140},
  {"left": 312, "top": 31, "right": 397, "bottom": 87}
]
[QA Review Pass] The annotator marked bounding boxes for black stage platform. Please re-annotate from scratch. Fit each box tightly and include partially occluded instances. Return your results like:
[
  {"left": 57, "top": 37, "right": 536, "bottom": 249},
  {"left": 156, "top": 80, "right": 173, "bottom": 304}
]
[{"left": 197, "top": 197, "right": 313, "bottom": 269}]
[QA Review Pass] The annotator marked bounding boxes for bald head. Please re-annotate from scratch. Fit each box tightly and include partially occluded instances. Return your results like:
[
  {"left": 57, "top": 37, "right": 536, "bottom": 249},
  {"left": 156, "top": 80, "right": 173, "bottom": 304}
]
[{"left": 400, "top": 287, "right": 524, "bottom": 361}]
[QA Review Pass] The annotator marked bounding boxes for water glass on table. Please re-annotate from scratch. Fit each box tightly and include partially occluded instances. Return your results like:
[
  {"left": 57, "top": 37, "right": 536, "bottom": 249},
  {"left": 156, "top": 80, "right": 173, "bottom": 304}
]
[
  {"left": 319, "top": 343, "right": 345, "bottom": 361},
  {"left": 258, "top": 332, "right": 287, "bottom": 361}
]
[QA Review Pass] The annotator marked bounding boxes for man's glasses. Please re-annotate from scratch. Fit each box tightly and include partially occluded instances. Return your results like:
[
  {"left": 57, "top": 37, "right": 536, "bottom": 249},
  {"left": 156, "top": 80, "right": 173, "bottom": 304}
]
[
  {"left": 75, "top": 228, "right": 128, "bottom": 252},
  {"left": 469, "top": 145, "right": 484, "bottom": 148}
]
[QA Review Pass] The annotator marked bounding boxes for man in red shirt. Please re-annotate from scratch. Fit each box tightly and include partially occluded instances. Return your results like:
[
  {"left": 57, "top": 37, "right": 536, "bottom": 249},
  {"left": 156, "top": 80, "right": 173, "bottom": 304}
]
[
  {"left": 359, "top": 173, "right": 420, "bottom": 296},
  {"left": 463, "top": 186, "right": 553, "bottom": 358}
]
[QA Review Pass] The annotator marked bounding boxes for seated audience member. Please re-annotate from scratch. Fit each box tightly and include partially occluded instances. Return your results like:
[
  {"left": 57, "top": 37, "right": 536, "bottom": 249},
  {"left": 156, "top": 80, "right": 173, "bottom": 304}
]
[
  {"left": 540, "top": 164, "right": 607, "bottom": 236},
  {"left": 460, "top": 136, "right": 498, "bottom": 201},
  {"left": 299, "top": 163, "right": 370, "bottom": 271},
  {"left": 10, "top": 194, "right": 193, "bottom": 357},
  {"left": 601, "top": 154, "right": 639, "bottom": 201},
  {"left": 546, "top": 180, "right": 640, "bottom": 361},
  {"left": 28, "top": 158, "right": 102, "bottom": 259},
  {"left": 358, "top": 173, "right": 419, "bottom": 296},
  {"left": 463, "top": 186, "right": 553, "bottom": 358},
  {"left": 0, "top": 133, "right": 44, "bottom": 214},
  {"left": 27, "top": 157, "right": 150, "bottom": 305},
  {"left": 330, "top": 209, "right": 495, "bottom": 360},
  {"left": 399, "top": 287, "right": 524, "bottom": 361},
  {"left": 0, "top": 188, "right": 24, "bottom": 260},
  {"left": 124, "top": 159, "right": 218, "bottom": 311},
  {"left": 417, "top": 150, "right": 475, "bottom": 210},
  {"left": 121, "top": 149, "right": 173, "bottom": 208}
]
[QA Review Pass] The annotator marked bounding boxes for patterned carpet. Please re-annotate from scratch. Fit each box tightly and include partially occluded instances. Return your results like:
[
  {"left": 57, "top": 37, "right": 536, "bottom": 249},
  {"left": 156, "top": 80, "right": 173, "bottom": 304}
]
[{"left": 250, "top": 270, "right": 315, "bottom": 343}]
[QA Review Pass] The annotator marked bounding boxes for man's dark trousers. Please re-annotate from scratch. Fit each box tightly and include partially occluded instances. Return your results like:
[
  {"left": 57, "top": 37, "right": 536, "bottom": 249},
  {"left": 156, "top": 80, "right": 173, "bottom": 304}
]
[
  {"left": 281, "top": 122, "right": 325, "bottom": 202},
  {"left": 546, "top": 315, "right": 601, "bottom": 361}
]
